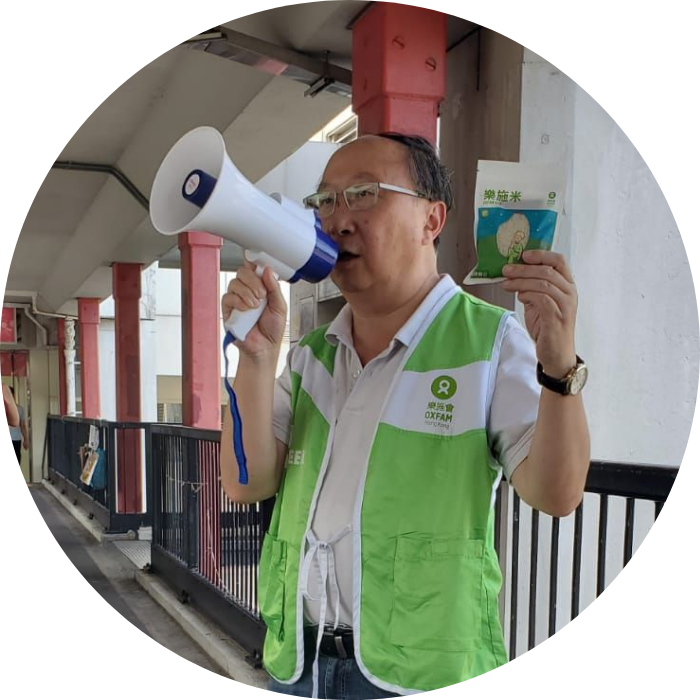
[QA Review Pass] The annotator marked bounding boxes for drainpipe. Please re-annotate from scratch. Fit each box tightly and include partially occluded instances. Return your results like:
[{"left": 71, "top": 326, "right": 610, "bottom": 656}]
[
  {"left": 17, "top": 293, "right": 80, "bottom": 415},
  {"left": 3, "top": 302, "right": 49, "bottom": 346}
]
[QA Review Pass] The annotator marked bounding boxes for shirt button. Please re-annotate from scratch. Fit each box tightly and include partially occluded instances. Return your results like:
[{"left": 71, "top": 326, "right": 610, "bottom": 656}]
[{"left": 352, "top": 370, "right": 361, "bottom": 379}]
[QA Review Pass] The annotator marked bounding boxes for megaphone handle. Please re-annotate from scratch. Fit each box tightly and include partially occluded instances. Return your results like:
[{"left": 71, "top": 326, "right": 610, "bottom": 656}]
[
  {"left": 224, "top": 262, "right": 265, "bottom": 342},
  {"left": 221, "top": 262, "right": 267, "bottom": 484},
  {"left": 224, "top": 299, "right": 267, "bottom": 342}
]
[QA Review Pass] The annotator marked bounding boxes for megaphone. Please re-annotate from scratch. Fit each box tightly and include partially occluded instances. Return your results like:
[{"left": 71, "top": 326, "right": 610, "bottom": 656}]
[{"left": 150, "top": 126, "right": 338, "bottom": 341}]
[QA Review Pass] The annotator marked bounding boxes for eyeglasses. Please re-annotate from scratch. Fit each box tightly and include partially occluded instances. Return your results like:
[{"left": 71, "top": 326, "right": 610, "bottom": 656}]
[{"left": 303, "top": 182, "right": 426, "bottom": 218}]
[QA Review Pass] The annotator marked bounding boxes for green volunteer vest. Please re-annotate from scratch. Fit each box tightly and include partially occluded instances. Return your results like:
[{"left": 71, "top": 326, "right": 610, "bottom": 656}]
[{"left": 258, "top": 288, "right": 510, "bottom": 693}]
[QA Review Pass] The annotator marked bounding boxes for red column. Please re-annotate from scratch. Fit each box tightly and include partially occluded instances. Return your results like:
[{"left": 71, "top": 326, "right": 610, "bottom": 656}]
[
  {"left": 179, "top": 231, "right": 223, "bottom": 581},
  {"left": 179, "top": 232, "right": 223, "bottom": 429},
  {"left": 113, "top": 263, "right": 142, "bottom": 513},
  {"left": 352, "top": 2, "right": 446, "bottom": 144},
  {"left": 56, "top": 319, "right": 68, "bottom": 415},
  {"left": 78, "top": 298, "right": 101, "bottom": 418}
]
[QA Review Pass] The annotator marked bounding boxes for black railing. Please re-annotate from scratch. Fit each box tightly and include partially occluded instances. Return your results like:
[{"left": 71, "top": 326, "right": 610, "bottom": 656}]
[
  {"left": 47, "top": 415, "right": 151, "bottom": 534},
  {"left": 146, "top": 422, "right": 678, "bottom": 667},
  {"left": 148, "top": 424, "right": 273, "bottom": 664},
  {"left": 497, "top": 461, "right": 678, "bottom": 659}
]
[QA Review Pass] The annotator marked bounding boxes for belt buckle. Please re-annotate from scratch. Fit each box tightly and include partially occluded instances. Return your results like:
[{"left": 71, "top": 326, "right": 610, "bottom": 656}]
[{"left": 333, "top": 633, "right": 348, "bottom": 659}]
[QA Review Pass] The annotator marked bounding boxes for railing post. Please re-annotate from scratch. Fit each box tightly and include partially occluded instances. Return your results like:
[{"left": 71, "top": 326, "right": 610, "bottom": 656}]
[
  {"left": 150, "top": 427, "right": 161, "bottom": 547},
  {"left": 106, "top": 424, "right": 117, "bottom": 521},
  {"left": 71, "top": 420, "right": 80, "bottom": 485},
  {"left": 185, "top": 436, "right": 200, "bottom": 569},
  {"left": 144, "top": 424, "right": 154, "bottom": 530}
]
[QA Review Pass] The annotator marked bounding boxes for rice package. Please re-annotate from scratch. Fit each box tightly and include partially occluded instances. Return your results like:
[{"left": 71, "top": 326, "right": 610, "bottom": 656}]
[{"left": 464, "top": 160, "right": 566, "bottom": 284}]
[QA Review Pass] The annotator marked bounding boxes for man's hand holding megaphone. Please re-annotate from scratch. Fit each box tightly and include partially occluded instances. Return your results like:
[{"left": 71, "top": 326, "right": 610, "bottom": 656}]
[
  {"left": 222, "top": 262, "right": 288, "bottom": 358},
  {"left": 218, "top": 260, "right": 289, "bottom": 495}
]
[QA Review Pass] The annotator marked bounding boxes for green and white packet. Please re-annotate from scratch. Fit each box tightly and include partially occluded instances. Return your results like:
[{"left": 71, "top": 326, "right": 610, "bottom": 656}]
[{"left": 463, "top": 160, "right": 566, "bottom": 284}]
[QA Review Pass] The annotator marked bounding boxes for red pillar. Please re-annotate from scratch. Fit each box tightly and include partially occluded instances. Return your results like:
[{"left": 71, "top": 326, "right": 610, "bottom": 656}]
[
  {"left": 113, "top": 263, "right": 142, "bottom": 513},
  {"left": 56, "top": 319, "right": 68, "bottom": 415},
  {"left": 179, "top": 232, "right": 223, "bottom": 429},
  {"left": 78, "top": 298, "right": 101, "bottom": 418},
  {"left": 352, "top": 2, "right": 446, "bottom": 144},
  {"left": 179, "top": 231, "right": 223, "bottom": 581}
]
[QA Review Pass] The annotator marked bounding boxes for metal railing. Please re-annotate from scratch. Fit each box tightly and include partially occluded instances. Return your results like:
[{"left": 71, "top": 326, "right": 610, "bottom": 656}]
[
  {"left": 47, "top": 415, "right": 151, "bottom": 534},
  {"left": 148, "top": 424, "right": 273, "bottom": 664},
  {"left": 146, "top": 422, "right": 678, "bottom": 667},
  {"left": 495, "top": 461, "right": 677, "bottom": 659}
]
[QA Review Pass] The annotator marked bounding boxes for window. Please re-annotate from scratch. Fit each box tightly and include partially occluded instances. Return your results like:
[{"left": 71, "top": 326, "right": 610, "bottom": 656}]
[
  {"left": 327, "top": 115, "right": 358, "bottom": 144},
  {"left": 157, "top": 403, "right": 182, "bottom": 423}
]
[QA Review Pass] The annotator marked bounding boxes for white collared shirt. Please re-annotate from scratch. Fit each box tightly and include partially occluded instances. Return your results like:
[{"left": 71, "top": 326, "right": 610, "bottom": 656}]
[{"left": 273, "top": 275, "right": 540, "bottom": 626}]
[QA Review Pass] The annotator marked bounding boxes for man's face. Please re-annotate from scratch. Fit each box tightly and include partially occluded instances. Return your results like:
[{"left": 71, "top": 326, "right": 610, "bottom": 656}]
[{"left": 318, "top": 137, "right": 433, "bottom": 296}]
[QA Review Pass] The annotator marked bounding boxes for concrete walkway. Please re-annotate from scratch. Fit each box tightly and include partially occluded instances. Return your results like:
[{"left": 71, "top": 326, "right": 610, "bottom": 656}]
[{"left": 33, "top": 483, "right": 269, "bottom": 690}]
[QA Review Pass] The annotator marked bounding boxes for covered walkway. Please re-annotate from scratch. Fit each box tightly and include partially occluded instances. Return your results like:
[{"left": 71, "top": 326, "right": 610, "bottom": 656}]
[{"left": 31, "top": 482, "right": 267, "bottom": 688}]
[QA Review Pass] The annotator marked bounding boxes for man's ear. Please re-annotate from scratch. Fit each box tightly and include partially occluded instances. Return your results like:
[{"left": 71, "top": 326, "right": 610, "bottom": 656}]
[{"left": 422, "top": 201, "right": 447, "bottom": 246}]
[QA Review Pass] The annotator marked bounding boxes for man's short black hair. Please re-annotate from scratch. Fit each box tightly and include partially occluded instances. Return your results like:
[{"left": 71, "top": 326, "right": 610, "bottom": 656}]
[{"left": 378, "top": 132, "right": 453, "bottom": 249}]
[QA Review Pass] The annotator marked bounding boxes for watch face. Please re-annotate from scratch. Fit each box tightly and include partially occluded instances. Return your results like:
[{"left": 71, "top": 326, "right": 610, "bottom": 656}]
[{"left": 569, "top": 365, "right": 588, "bottom": 395}]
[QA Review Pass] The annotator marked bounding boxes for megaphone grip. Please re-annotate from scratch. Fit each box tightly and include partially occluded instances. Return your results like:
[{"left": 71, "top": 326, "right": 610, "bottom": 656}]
[{"left": 224, "top": 300, "right": 267, "bottom": 342}]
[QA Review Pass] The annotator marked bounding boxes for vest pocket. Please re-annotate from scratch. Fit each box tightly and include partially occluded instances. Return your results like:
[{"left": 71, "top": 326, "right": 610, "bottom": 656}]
[
  {"left": 259, "top": 534, "right": 287, "bottom": 641},
  {"left": 390, "top": 535, "right": 485, "bottom": 652}
]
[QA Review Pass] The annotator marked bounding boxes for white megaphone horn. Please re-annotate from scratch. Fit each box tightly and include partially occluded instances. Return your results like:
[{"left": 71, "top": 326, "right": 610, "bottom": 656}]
[{"left": 150, "top": 126, "right": 338, "bottom": 341}]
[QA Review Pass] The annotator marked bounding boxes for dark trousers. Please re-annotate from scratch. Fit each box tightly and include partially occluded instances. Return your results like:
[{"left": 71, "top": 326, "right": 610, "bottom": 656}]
[{"left": 267, "top": 651, "right": 402, "bottom": 699}]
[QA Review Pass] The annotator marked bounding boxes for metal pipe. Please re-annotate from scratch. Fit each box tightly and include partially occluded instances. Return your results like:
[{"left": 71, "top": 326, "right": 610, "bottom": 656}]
[
  {"left": 23, "top": 307, "right": 48, "bottom": 347},
  {"left": 3, "top": 302, "right": 49, "bottom": 346},
  {"left": 52, "top": 161, "right": 149, "bottom": 210},
  {"left": 5, "top": 291, "right": 78, "bottom": 321}
]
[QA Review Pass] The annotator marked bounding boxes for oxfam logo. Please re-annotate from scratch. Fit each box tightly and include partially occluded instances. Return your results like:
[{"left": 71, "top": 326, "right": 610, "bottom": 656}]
[{"left": 431, "top": 375, "right": 457, "bottom": 399}]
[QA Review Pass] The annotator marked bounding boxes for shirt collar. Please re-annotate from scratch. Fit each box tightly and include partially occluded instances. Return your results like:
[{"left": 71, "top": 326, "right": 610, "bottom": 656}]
[
  {"left": 325, "top": 303, "right": 353, "bottom": 348},
  {"left": 324, "top": 274, "right": 459, "bottom": 350}
]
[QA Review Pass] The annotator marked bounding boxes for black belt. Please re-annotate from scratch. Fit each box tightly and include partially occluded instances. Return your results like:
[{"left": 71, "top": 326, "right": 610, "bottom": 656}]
[{"left": 304, "top": 626, "right": 355, "bottom": 659}]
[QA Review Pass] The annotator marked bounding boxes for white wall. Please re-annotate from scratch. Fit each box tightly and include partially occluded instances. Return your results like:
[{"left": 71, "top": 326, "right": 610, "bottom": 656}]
[
  {"left": 98, "top": 319, "right": 116, "bottom": 420},
  {"left": 256, "top": 141, "right": 340, "bottom": 205},
  {"left": 27, "top": 348, "right": 58, "bottom": 481},
  {"left": 154, "top": 267, "right": 183, "bottom": 381},
  {"left": 141, "top": 316, "right": 157, "bottom": 422},
  {"left": 503, "top": 50, "right": 700, "bottom": 657},
  {"left": 519, "top": 50, "right": 698, "bottom": 467},
  {"left": 572, "top": 91, "right": 697, "bottom": 466}
]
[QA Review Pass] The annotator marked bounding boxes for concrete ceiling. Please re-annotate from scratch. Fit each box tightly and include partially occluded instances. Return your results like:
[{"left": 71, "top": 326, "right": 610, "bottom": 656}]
[{"left": 6, "top": 1, "right": 476, "bottom": 315}]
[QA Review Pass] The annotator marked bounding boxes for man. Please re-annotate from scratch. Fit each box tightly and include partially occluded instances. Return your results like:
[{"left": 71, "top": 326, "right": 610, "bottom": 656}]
[
  {"left": 7, "top": 387, "right": 29, "bottom": 464},
  {"left": 220, "top": 134, "right": 590, "bottom": 699}
]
